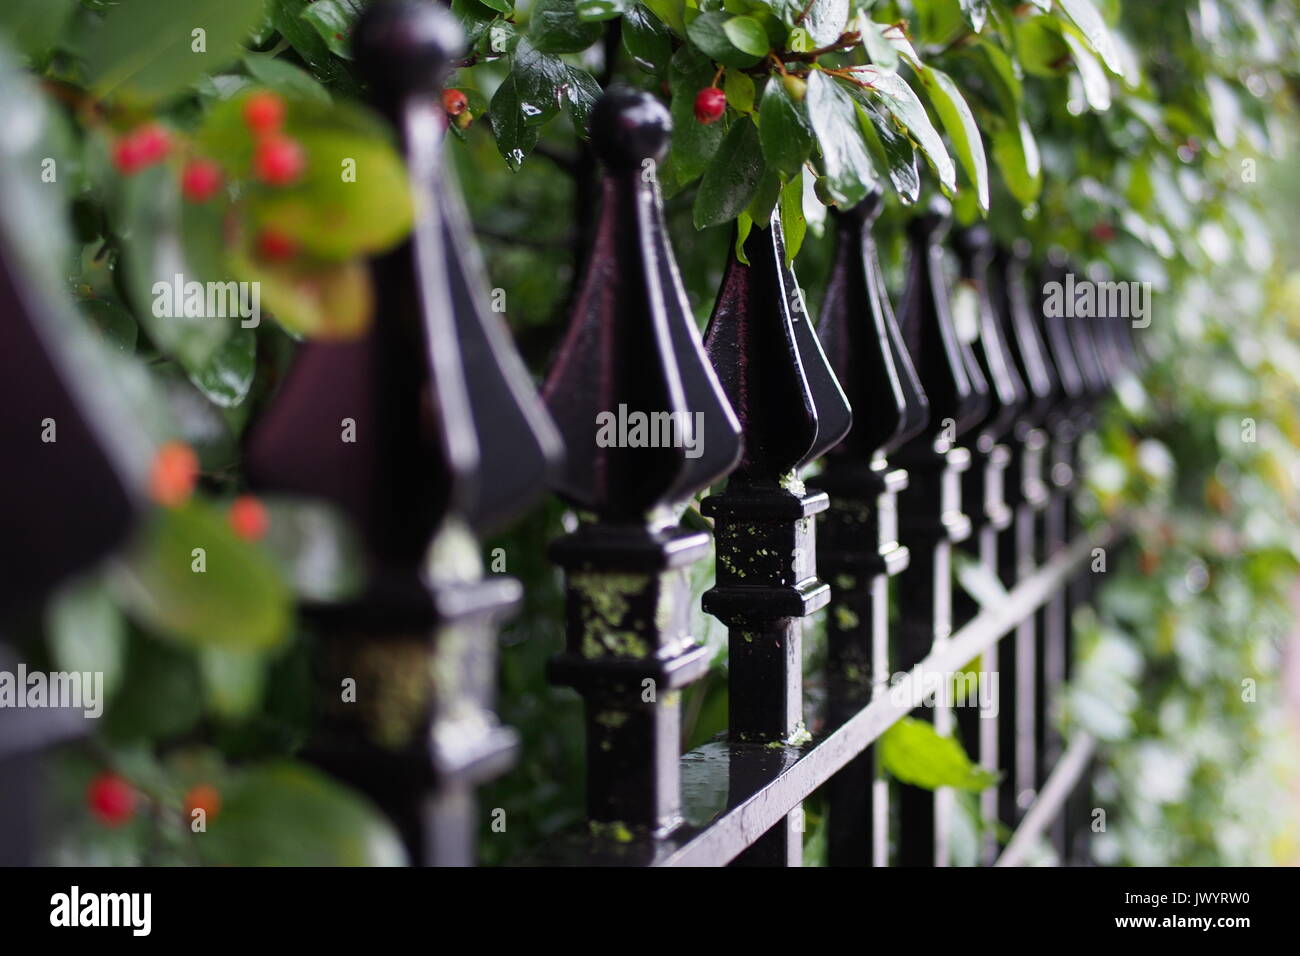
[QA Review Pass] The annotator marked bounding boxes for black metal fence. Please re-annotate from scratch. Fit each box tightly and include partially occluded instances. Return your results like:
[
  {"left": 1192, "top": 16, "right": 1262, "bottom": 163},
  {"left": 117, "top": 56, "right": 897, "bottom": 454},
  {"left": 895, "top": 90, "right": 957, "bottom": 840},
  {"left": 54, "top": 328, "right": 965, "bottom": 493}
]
[{"left": 1, "top": 2, "right": 1143, "bottom": 867}]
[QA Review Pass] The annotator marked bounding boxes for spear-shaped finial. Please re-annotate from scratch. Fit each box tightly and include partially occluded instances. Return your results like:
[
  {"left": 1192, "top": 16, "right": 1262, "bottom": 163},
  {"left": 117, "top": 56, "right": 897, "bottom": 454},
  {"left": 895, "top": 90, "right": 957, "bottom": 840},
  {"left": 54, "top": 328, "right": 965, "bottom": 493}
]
[{"left": 541, "top": 87, "right": 742, "bottom": 839}]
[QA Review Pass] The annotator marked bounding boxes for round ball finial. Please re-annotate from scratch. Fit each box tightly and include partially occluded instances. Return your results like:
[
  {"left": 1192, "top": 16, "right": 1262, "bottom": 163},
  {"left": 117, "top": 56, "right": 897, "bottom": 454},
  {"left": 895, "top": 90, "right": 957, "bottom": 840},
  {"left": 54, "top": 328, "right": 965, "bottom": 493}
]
[
  {"left": 841, "top": 181, "right": 886, "bottom": 225},
  {"left": 590, "top": 87, "right": 672, "bottom": 172},
  {"left": 353, "top": 0, "right": 465, "bottom": 95},
  {"left": 909, "top": 194, "right": 953, "bottom": 240},
  {"left": 951, "top": 223, "right": 994, "bottom": 267}
]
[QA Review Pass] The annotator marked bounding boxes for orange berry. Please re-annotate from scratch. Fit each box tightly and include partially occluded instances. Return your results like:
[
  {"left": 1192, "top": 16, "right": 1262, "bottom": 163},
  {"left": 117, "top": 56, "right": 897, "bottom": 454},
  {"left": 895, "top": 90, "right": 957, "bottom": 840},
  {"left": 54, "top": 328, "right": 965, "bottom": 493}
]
[
  {"left": 243, "top": 91, "right": 285, "bottom": 135},
  {"left": 442, "top": 89, "right": 468, "bottom": 116},
  {"left": 183, "top": 783, "right": 222, "bottom": 823},
  {"left": 149, "top": 441, "right": 199, "bottom": 507},
  {"left": 228, "top": 495, "right": 269, "bottom": 541}
]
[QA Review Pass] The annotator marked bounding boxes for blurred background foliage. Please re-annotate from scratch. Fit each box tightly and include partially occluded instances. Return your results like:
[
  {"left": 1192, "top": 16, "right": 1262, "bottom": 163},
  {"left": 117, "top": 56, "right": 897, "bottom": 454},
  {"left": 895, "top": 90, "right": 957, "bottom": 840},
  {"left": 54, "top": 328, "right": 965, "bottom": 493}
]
[{"left": 2, "top": 0, "right": 1298, "bottom": 865}]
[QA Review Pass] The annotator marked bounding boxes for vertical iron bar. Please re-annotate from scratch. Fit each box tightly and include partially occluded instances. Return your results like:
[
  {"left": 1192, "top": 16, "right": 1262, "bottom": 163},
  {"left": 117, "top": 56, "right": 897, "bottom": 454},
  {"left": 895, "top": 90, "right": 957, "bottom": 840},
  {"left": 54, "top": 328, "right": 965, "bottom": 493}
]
[{"left": 702, "top": 216, "right": 852, "bottom": 866}]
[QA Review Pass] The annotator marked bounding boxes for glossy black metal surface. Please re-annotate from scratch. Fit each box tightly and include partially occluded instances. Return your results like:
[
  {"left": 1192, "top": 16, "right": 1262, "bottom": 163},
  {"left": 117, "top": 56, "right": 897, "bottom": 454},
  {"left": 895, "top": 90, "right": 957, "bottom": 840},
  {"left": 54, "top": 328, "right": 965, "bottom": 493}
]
[
  {"left": 542, "top": 87, "right": 742, "bottom": 837},
  {"left": 247, "top": 2, "right": 558, "bottom": 865}
]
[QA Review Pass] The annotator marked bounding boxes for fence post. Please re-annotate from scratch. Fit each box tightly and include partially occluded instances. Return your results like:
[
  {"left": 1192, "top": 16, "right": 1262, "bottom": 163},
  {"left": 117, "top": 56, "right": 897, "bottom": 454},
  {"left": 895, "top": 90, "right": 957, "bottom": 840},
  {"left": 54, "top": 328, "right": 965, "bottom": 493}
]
[
  {"left": 892, "top": 198, "right": 987, "bottom": 866},
  {"left": 246, "top": 1, "right": 562, "bottom": 866},
  {"left": 817, "top": 187, "right": 929, "bottom": 866},
  {"left": 945, "top": 225, "right": 1031, "bottom": 863},
  {"left": 700, "top": 212, "right": 852, "bottom": 866},
  {"left": 541, "top": 88, "right": 742, "bottom": 843},
  {"left": 1, "top": 187, "right": 145, "bottom": 862},
  {"left": 989, "top": 240, "right": 1058, "bottom": 853}
]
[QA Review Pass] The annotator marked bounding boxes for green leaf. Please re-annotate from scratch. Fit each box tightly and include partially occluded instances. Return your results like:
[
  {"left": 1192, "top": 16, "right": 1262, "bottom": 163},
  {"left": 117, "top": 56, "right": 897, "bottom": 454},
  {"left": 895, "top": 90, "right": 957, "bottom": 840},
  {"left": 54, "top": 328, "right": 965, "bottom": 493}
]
[
  {"left": 641, "top": 0, "right": 686, "bottom": 36},
  {"left": 779, "top": 173, "right": 806, "bottom": 262},
  {"left": 723, "top": 15, "right": 770, "bottom": 57},
  {"left": 0, "top": 0, "right": 77, "bottom": 65},
  {"left": 957, "top": 0, "right": 989, "bottom": 32},
  {"left": 186, "top": 326, "right": 256, "bottom": 408},
  {"left": 46, "top": 573, "right": 127, "bottom": 704},
  {"left": 1061, "top": 29, "right": 1111, "bottom": 112},
  {"left": 992, "top": 116, "right": 1042, "bottom": 206},
  {"left": 117, "top": 165, "right": 232, "bottom": 370},
  {"left": 243, "top": 54, "right": 333, "bottom": 105},
  {"left": 879, "top": 717, "right": 998, "bottom": 791},
  {"left": 231, "top": 251, "right": 373, "bottom": 339},
  {"left": 913, "top": 65, "right": 989, "bottom": 211},
  {"left": 803, "top": 0, "right": 849, "bottom": 47},
  {"left": 298, "top": 0, "right": 363, "bottom": 59},
  {"left": 746, "top": 168, "right": 783, "bottom": 226},
  {"left": 114, "top": 501, "right": 293, "bottom": 653},
  {"left": 668, "top": 46, "right": 724, "bottom": 187},
  {"left": 687, "top": 11, "right": 763, "bottom": 68},
  {"left": 859, "top": 66, "right": 956, "bottom": 192},
  {"left": 490, "top": 71, "right": 540, "bottom": 170},
  {"left": 199, "top": 647, "right": 268, "bottom": 719},
  {"left": 196, "top": 94, "right": 412, "bottom": 259},
  {"left": 204, "top": 762, "right": 407, "bottom": 866},
  {"left": 859, "top": 16, "right": 900, "bottom": 72},
  {"left": 806, "top": 72, "right": 876, "bottom": 207},
  {"left": 576, "top": 0, "right": 632, "bottom": 21},
  {"left": 1055, "top": 0, "right": 1123, "bottom": 77},
  {"left": 725, "top": 68, "right": 757, "bottom": 114},
  {"left": 475, "top": 0, "right": 515, "bottom": 14},
  {"left": 529, "top": 0, "right": 603, "bottom": 53},
  {"left": 1014, "top": 15, "right": 1070, "bottom": 78},
  {"left": 859, "top": 99, "right": 920, "bottom": 202},
  {"left": 79, "top": 297, "right": 139, "bottom": 353},
  {"left": 564, "top": 66, "right": 602, "bottom": 136},
  {"left": 81, "top": 0, "right": 268, "bottom": 103},
  {"left": 758, "top": 77, "right": 813, "bottom": 177},
  {"left": 266, "top": 0, "right": 359, "bottom": 93},
  {"left": 623, "top": 4, "right": 673, "bottom": 73},
  {"left": 102, "top": 633, "right": 203, "bottom": 741},
  {"left": 971, "top": 39, "right": 1023, "bottom": 115},
  {"left": 693, "top": 117, "right": 766, "bottom": 229}
]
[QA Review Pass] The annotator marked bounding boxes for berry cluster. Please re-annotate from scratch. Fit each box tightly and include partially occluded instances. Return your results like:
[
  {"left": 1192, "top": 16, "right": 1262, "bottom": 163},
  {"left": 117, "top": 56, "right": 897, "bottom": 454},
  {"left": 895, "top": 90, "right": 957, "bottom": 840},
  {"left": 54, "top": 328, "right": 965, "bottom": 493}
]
[
  {"left": 85, "top": 773, "right": 224, "bottom": 828},
  {"left": 147, "top": 440, "right": 270, "bottom": 539},
  {"left": 442, "top": 88, "right": 473, "bottom": 130},
  {"left": 111, "top": 91, "right": 307, "bottom": 263}
]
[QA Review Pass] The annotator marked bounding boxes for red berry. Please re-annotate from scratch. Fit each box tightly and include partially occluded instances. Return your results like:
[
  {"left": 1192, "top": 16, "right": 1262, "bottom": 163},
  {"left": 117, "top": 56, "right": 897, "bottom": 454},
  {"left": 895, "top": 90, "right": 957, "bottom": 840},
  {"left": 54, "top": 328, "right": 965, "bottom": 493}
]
[
  {"left": 243, "top": 91, "right": 285, "bottom": 135},
  {"left": 253, "top": 135, "right": 306, "bottom": 186},
  {"left": 112, "top": 124, "right": 169, "bottom": 174},
  {"left": 255, "top": 227, "right": 297, "bottom": 262},
  {"left": 149, "top": 440, "right": 199, "bottom": 507},
  {"left": 87, "top": 773, "right": 135, "bottom": 827},
  {"left": 228, "top": 495, "right": 269, "bottom": 541},
  {"left": 694, "top": 87, "right": 726, "bottom": 125},
  {"left": 181, "top": 159, "right": 222, "bottom": 202},
  {"left": 183, "top": 783, "right": 222, "bottom": 823},
  {"left": 442, "top": 89, "right": 468, "bottom": 116},
  {"left": 1090, "top": 222, "right": 1116, "bottom": 243}
]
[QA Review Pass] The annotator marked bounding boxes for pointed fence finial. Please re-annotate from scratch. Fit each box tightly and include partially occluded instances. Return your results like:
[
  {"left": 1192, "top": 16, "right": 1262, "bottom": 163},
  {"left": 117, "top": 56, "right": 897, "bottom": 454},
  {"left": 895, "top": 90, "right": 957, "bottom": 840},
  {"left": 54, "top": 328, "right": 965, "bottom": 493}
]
[
  {"left": 697, "top": 212, "right": 851, "bottom": 866},
  {"left": 542, "top": 87, "right": 742, "bottom": 839},
  {"left": 246, "top": 0, "right": 561, "bottom": 865},
  {"left": 816, "top": 184, "right": 930, "bottom": 866}
]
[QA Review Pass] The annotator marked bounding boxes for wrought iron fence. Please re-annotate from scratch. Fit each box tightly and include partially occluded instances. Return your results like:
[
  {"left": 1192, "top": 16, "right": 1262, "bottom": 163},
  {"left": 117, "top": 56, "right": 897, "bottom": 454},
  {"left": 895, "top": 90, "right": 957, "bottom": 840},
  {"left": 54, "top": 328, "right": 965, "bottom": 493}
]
[{"left": 0, "top": 1, "right": 1144, "bottom": 867}]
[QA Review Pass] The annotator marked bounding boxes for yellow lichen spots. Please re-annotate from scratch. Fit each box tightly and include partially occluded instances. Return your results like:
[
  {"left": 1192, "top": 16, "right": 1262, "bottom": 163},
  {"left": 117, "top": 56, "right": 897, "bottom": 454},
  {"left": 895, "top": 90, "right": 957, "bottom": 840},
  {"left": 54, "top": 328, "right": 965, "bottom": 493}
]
[
  {"left": 834, "top": 573, "right": 856, "bottom": 591},
  {"left": 779, "top": 471, "right": 806, "bottom": 496},
  {"left": 589, "top": 820, "right": 636, "bottom": 843},
  {"left": 834, "top": 604, "right": 860, "bottom": 630}
]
